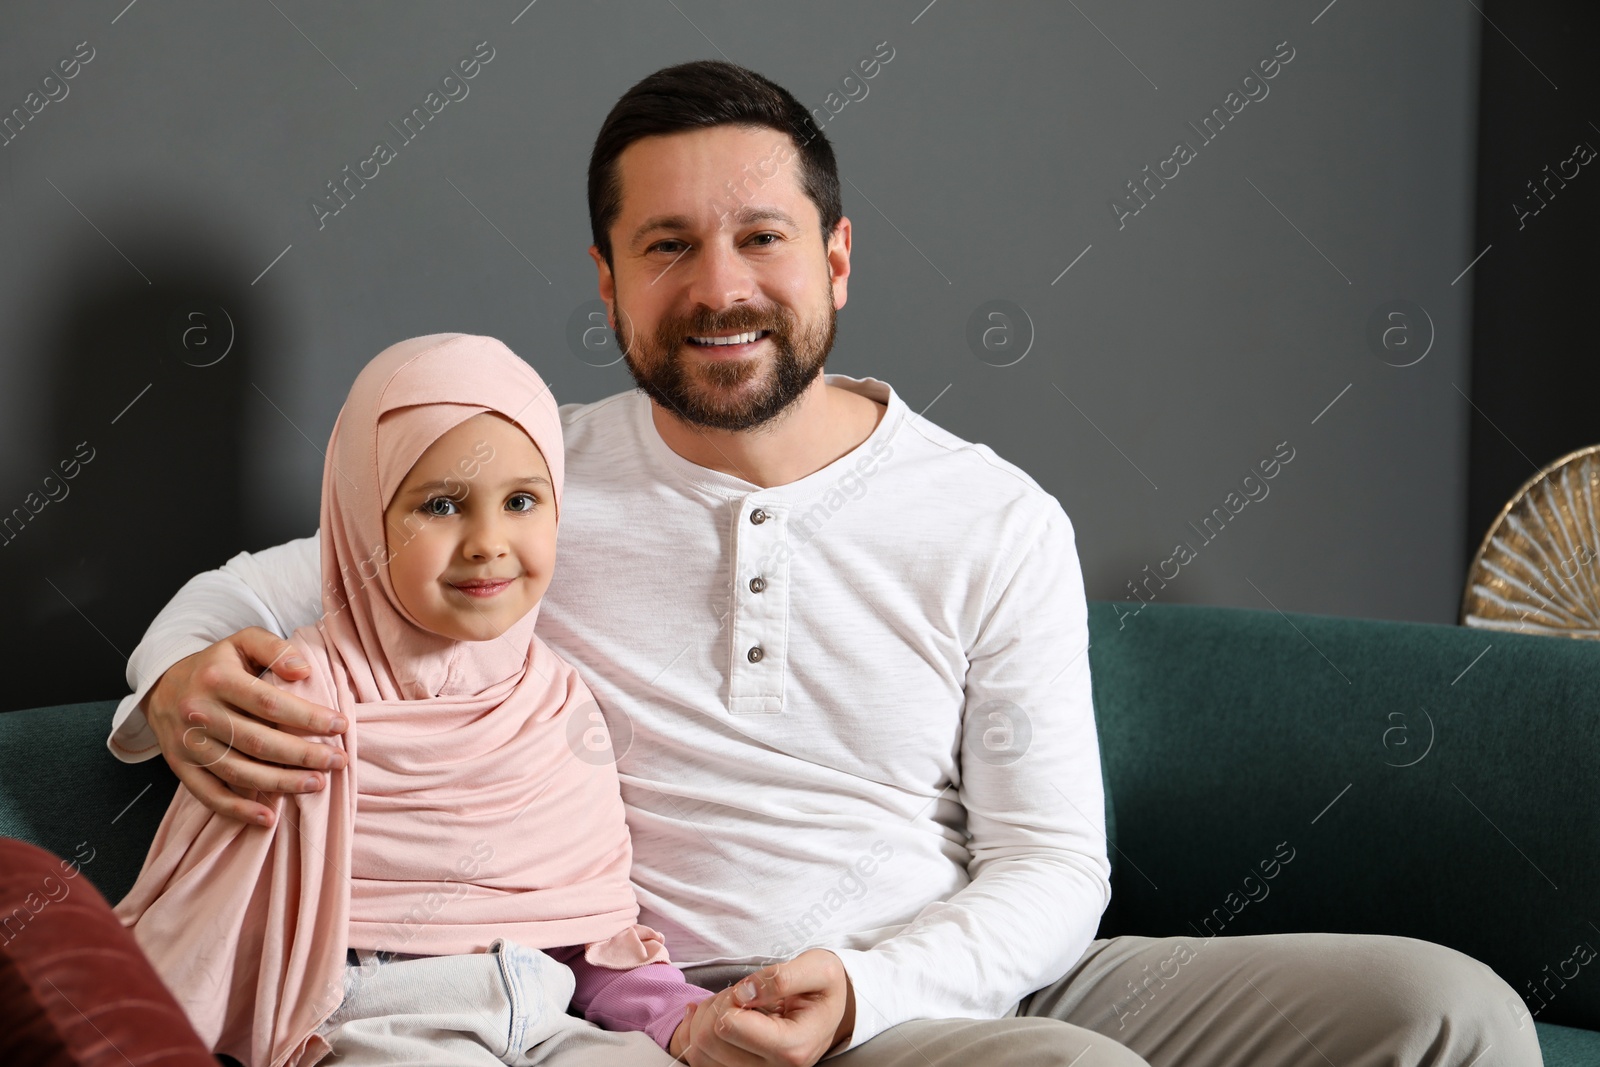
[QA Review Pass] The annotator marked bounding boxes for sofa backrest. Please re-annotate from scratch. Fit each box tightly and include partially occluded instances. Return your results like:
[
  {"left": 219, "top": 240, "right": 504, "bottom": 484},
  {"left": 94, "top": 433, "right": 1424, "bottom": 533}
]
[
  {"left": 0, "top": 704, "right": 176, "bottom": 909},
  {"left": 1087, "top": 601, "right": 1600, "bottom": 1030}
]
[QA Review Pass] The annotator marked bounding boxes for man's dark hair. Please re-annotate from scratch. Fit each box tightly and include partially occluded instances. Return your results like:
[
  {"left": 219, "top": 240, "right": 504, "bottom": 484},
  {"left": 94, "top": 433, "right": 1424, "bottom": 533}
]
[{"left": 587, "top": 60, "right": 842, "bottom": 270}]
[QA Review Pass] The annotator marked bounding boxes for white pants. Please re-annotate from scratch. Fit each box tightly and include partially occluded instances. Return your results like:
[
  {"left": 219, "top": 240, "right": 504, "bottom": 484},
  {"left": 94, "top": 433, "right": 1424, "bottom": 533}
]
[{"left": 314, "top": 939, "right": 676, "bottom": 1066}]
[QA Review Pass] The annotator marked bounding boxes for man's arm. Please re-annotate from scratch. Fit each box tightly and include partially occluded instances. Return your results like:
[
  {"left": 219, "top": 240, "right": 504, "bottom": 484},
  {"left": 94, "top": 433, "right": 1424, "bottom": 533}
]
[
  {"left": 731, "top": 501, "right": 1110, "bottom": 1057},
  {"left": 109, "top": 533, "right": 342, "bottom": 826}
]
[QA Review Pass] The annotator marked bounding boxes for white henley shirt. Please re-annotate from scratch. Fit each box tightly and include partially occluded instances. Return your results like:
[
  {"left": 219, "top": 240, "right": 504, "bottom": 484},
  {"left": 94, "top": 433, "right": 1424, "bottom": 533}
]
[{"left": 106, "top": 374, "right": 1111, "bottom": 1050}]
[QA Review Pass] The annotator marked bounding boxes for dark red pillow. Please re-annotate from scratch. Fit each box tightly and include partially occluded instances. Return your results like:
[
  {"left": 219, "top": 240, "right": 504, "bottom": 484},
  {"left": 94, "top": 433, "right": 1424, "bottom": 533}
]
[{"left": 0, "top": 836, "right": 216, "bottom": 1066}]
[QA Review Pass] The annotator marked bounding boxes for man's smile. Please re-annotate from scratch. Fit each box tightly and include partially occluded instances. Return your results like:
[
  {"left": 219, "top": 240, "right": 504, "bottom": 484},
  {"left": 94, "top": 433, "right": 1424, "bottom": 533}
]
[{"left": 684, "top": 329, "right": 772, "bottom": 358}]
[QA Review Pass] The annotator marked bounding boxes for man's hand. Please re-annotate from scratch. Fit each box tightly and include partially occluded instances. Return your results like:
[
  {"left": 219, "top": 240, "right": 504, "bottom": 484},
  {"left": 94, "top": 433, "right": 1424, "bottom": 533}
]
[
  {"left": 144, "top": 627, "right": 346, "bottom": 827},
  {"left": 675, "top": 949, "right": 855, "bottom": 1066}
]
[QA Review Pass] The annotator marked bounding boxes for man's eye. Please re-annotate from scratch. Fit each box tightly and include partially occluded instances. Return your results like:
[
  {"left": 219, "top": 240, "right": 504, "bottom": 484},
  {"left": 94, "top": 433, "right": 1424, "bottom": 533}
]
[
  {"left": 507, "top": 493, "right": 537, "bottom": 513},
  {"left": 650, "top": 240, "right": 686, "bottom": 253},
  {"left": 421, "top": 497, "right": 457, "bottom": 516}
]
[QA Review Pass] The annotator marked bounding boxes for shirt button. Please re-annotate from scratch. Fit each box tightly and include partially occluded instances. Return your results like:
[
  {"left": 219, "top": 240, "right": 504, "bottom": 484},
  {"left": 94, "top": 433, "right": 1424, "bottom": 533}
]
[
  {"left": 750, "top": 508, "right": 768, "bottom": 525},
  {"left": 747, "top": 646, "right": 764, "bottom": 663},
  {"left": 749, "top": 576, "right": 767, "bottom": 594}
]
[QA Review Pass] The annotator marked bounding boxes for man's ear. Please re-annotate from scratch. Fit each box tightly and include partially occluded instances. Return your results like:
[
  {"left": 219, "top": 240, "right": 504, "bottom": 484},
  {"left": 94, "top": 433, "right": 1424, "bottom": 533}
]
[
  {"left": 587, "top": 245, "right": 616, "bottom": 315},
  {"left": 826, "top": 217, "right": 852, "bottom": 311}
]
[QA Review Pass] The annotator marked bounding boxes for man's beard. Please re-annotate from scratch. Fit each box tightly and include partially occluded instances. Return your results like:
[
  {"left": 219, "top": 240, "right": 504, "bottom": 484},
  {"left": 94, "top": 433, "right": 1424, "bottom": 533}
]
[{"left": 616, "top": 293, "right": 837, "bottom": 432}]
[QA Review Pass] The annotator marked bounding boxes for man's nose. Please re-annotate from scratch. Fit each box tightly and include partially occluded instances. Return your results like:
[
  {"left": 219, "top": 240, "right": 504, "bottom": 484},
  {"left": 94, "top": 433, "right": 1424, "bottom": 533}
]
[{"left": 683, "top": 236, "right": 756, "bottom": 312}]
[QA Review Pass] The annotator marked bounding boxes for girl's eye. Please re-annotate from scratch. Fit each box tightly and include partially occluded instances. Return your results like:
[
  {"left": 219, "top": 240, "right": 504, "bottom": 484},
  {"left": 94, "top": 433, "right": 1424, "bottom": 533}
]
[
  {"left": 506, "top": 493, "right": 537, "bottom": 513},
  {"left": 421, "top": 496, "right": 458, "bottom": 517}
]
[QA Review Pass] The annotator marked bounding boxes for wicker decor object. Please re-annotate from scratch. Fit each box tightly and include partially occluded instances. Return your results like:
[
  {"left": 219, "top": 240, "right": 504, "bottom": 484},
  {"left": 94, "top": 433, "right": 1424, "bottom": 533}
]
[{"left": 1461, "top": 444, "right": 1600, "bottom": 639}]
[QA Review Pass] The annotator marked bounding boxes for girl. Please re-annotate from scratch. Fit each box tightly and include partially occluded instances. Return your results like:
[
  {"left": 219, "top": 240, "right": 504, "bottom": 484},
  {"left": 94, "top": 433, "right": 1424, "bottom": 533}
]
[{"left": 114, "top": 334, "right": 712, "bottom": 1066}]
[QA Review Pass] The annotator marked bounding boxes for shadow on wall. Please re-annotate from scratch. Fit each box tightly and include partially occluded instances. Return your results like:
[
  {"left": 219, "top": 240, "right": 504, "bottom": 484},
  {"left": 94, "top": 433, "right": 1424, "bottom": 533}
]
[{"left": 0, "top": 200, "right": 282, "bottom": 714}]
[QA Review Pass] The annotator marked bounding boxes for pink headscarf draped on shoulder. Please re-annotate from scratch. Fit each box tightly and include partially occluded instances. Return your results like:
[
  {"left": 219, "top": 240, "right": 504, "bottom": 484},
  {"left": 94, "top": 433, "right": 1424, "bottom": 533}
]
[{"left": 115, "top": 334, "right": 661, "bottom": 1067}]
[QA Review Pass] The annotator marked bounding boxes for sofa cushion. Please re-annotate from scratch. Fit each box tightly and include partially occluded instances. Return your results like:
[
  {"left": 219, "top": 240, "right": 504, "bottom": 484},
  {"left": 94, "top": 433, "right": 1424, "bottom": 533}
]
[{"left": 1535, "top": 1019, "right": 1600, "bottom": 1066}]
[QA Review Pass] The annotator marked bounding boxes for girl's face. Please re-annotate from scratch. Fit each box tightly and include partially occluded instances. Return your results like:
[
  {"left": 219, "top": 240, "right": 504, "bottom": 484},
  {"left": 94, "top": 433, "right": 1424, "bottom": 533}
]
[{"left": 382, "top": 412, "right": 557, "bottom": 642}]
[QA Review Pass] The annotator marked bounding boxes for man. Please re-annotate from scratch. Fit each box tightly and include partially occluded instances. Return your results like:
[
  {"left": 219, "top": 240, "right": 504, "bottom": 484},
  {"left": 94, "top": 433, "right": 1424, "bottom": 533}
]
[{"left": 108, "top": 60, "right": 1538, "bottom": 1066}]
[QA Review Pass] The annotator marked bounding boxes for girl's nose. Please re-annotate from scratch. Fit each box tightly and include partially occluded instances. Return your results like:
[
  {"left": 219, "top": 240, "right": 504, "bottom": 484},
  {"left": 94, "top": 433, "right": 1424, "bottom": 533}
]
[{"left": 463, "top": 519, "right": 508, "bottom": 561}]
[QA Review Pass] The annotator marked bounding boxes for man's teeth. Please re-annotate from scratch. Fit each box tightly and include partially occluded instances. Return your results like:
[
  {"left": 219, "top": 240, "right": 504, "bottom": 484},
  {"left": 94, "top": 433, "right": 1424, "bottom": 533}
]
[{"left": 688, "top": 330, "right": 766, "bottom": 346}]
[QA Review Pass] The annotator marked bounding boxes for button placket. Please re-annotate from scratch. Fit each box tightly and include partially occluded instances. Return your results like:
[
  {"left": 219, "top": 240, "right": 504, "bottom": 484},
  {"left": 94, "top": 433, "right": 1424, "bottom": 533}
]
[{"left": 728, "top": 500, "right": 789, "bottom": 715}]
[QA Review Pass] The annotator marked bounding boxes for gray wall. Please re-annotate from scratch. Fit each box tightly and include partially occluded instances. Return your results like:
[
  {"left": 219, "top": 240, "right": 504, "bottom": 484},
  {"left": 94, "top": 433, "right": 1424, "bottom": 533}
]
[{"left": 0, "top": 0, "right": 1480, "bottom": 706}]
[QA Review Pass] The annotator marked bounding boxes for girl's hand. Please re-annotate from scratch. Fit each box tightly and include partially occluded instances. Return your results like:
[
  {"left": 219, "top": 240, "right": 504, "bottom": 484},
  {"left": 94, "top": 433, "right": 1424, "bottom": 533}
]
[
  {"left": 672, "top": 989, "right": 753, "bottom": 1065},
  {"left": 669, "top": 1000, "right": 697, "bottom": 1060},
  {"left": 671, "top": 997, "right": 746, "bottom": 1061}
]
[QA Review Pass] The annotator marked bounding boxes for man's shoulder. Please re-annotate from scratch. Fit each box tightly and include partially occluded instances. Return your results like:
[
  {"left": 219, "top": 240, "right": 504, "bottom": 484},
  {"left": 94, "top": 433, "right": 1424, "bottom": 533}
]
[
  {"left": 559, "top": 389, "right": 636, "bottom": 436},
  {"left": 558, "top": 390, "right": 647, "bottom": 473},
  {"left": 876, "top": 385, "right": 1069, "bottom": 532}
]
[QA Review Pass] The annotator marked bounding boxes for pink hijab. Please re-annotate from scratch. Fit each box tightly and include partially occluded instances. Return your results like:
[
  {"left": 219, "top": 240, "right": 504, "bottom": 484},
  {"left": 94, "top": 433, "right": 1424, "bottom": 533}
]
[{"left": 115, "top": 334, "right": 660, "bottom": 1067}]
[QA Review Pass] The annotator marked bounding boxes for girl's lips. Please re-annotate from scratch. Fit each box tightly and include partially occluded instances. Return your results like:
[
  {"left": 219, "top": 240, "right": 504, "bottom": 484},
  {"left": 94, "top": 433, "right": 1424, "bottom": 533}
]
[{"left": 451, "top": 579, "right": 512, "bottom": 598}]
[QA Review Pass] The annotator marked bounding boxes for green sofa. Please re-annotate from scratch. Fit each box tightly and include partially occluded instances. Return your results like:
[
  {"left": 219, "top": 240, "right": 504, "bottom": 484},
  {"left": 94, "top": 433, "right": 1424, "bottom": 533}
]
[{"left": 3, "top": 601, "right": 1596, "bottom": 1063}]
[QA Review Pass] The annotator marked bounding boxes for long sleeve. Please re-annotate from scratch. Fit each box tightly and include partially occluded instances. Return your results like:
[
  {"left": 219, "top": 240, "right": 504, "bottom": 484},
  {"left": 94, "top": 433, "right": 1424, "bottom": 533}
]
[
  {"left": 827, "top": 503, "right": 1111, "bottom": 1051},
  {"left": 108, "top": 533, "right": 325, "bottom": 762},
  {"left": 546, "top": 944, "right": 712, "bottom": 1050}
]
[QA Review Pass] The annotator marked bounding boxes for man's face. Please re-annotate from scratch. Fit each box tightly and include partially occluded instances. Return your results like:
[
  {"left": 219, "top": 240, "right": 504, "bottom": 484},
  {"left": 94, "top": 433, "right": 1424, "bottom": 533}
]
[{"left": 592, "top": 125, "right": 849, "bottom": 432}]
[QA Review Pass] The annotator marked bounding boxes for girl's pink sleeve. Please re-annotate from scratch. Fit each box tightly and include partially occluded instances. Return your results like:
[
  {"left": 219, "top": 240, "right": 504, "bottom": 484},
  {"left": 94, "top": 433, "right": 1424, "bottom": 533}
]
[{"left": 547, "top": 944, "right": 714, "bottom": 1049}]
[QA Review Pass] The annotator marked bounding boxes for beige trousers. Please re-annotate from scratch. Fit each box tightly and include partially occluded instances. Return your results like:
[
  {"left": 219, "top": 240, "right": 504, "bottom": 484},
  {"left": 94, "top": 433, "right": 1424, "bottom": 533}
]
[
  {"left": 315, "top": 932, "right": 1542, "bottom": 1066},
  {"left": 690, "top": 932, "right": 1542, "bottom": 1067}
]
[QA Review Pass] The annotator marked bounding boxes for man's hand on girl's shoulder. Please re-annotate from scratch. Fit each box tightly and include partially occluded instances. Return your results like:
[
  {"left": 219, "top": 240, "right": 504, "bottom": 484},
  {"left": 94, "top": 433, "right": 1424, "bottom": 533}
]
[{"left": 145, "top": 626, "right": 347, "bottom": 828}]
